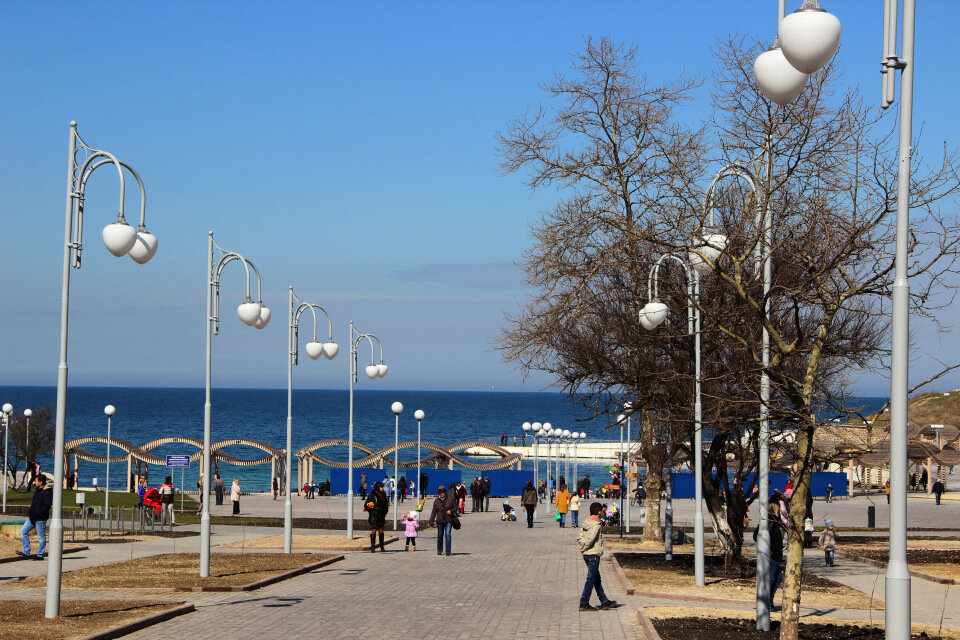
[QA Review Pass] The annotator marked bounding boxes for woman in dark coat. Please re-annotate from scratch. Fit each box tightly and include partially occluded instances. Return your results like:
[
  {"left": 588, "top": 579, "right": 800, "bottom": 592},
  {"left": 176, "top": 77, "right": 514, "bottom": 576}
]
[
  {"left": 428, "top": 485, "right": 458, "bottom": 556},
  {"left": 364, "top": 482, "right": 389, "bottom": 552}
]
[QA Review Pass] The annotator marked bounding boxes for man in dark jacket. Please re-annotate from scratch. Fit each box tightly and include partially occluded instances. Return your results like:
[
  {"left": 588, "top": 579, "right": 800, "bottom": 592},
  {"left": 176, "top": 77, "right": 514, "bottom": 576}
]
[
  {"left": 21, "top": 474, "right": 52, "bottom": 560},
  {"left": 754, "top": 501, "right": 785, "bottom": 609},
  {"left": 933, "top": 480, "right": 946, "bottom": 505},
  {"left": 482, "top": 476, "right": 491, "bottom": 512}
]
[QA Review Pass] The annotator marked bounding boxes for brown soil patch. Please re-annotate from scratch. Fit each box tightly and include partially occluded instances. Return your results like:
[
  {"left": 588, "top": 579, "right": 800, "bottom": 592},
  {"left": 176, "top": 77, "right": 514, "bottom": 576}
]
[
  {"left": 618, "top": 552, "right": 882, "bottom": 610},
  {"left": 0, "top": 599, "right": 186, "bottom": 640},
  {"left": 0, "top": 535, "right": 84, "bottom": 558},
  {"left": 645, "top": 607, "right": 949, "bottom": 639},
  {"left": 843, "top": 546, "right": 960, "bottom": 581},
  {"left": 218, "top": 534, "right": 389, "bottom": 550},
  {"left": 4, "top": 552, "right": 334, "bottom": 591},
  {"left": 607, "top": 537, "right": 721, "bottom": 554}
]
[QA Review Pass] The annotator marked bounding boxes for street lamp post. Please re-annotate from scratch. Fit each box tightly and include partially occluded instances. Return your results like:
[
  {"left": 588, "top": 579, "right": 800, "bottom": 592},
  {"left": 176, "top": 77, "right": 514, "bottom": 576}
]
[
  {"left": 203, "top": 232, "right": 271, "bottom": 577},
  {"left": 544, "top": 424, "right": 554, "bottom": 502},
  {"left": 624, "top": 405, "right": 633, "bottom": 534},
  {"left": 639, "top": 244, "right": 724, "bottom": 586},
  {"left": 23, "top": 409, "right": 33, "bottom": 460},
  {"left": 391, "top": 402, "right": 403, "bottom": 530},
  {"left": 347, "top": 322, "right": 388, "bottom": 540},
  {"left": 286, "top": 287, "right": 338, "bottom": 553},
  {"left": 415, "top": 410, "right": 424, "bottom": 498},
  {"left": 753, "top": 2, "right": 926, "bottom": 635},
  {"left": 2, "top": 403, "right": 12, "bottom": 513},
  {"left": 103, "top": 405, "right": 115, "bottom": 518},
  {"left": 617, "top": 414, "right": 626, "bottom": 537},
  {"left": 562, "top": 429, "right": 571, "bottom": 485},
  {"left": 48, "top": 122, "right": 157, "bottom": 617},
  {"left": 573, "top": 432, "right": 585, "bottom": 493}
]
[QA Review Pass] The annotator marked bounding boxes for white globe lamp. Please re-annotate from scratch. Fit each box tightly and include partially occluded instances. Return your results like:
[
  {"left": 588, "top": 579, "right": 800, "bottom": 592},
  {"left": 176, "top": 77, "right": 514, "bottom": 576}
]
[
  {"left": 639, "top": 301, "right": 669, "bottom": 330},
  {"left": 392, "top": 401, "right": 404, "bottom": 415},
  {"left": 305, "top": 340, "right": 325, "bottom": 360},
  {"left": 128, "top": 229, "right": 159, "bottom": 264},
  {"left": 237, "top": 301, "right": 262, "bottom": 326},
  {"left": 779, "top": 1, "right": 841, "bottom": 74},
  {"left": 102, "top": 220, "right": 138, "bottom": 257},
  {"left": 754, "top": 43, "right": 810, "bottom": 106}
]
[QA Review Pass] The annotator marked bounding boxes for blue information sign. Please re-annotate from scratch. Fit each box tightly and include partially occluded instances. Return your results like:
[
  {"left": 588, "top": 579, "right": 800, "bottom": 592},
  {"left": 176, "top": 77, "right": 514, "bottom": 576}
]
[{"left": 166, "top": 455, "right": 191, "bottom": 468}]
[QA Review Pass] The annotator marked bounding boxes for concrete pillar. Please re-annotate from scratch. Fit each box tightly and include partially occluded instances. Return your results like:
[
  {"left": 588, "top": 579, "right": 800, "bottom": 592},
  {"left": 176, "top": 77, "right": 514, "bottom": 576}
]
[
  {"left": 309, "top": 457, "right": 314, "bottom": 484},
  {"left": 447, "top": 459, "right": 454, "bottom": 471},
  {"left": 126, "top": 456, "right": 132, "bottom": 492},
  {"left": 848, "top": 459, "right": 855, "bottom": 497},
  {"left": 926, "top": 458, "right": 933, "bottom": 493}
]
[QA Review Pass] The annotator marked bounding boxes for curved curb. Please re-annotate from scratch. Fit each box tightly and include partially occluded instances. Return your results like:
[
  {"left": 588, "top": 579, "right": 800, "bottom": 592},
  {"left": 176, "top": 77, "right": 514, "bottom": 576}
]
[
  {"left": 836, "top": 550, "right": 960, "bottom": 585},
  {"left": 636, "top": 607, "right": 662, "bottom": 640},
  {"left": 173, "top": 554, "right": 344, "bottom": 592},
  {"left": 633, "top": 590, "right": 753, "bottom": 605},
  {"left": 610, "top": 555, "right": 635, "bottom": 595},
  {"left": 76, "top": 602, "right": 194, "bottom": 640},
  {"left": 0, "top": 546, "right": 89, "bottom": 565}
]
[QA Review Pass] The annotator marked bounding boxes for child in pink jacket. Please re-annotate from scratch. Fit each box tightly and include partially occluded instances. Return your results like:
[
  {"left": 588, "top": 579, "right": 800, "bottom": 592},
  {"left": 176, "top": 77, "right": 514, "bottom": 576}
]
[{"left": 402, "top": 512, "right": 419, "bottom": 551}]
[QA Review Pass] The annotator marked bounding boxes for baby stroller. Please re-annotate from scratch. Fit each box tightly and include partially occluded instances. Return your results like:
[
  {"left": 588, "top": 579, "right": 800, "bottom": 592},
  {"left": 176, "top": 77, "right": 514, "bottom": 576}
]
[
  {"left": 141, "top": 487, "right": 163, "bottom": 525},
  {"left": 500, "top": 500, "right": 517, "bottom": 521}
]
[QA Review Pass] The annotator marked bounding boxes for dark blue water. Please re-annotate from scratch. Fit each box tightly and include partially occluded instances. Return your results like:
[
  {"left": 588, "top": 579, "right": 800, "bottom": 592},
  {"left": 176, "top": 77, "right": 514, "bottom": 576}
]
[
  {"left": 0, "top": 386, "right": 612, "bottom": 492},
  {"left": 1, "top": 386, "right": 889, "bottom": 493}
]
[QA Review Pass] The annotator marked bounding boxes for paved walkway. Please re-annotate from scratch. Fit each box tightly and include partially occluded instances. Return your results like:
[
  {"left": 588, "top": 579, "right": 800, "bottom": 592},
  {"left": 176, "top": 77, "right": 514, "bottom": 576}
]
[{"left": 2, "top": 493, "right": 958, "bottom": 639}]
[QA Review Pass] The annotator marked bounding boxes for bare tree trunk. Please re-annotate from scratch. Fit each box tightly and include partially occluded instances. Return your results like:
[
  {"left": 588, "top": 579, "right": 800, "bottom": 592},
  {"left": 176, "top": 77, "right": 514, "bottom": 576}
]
[
  {"left": 641, "top": 413, "right": 663, "bottom": 541},
  {"left": 780, "top": 421, "right": 816, "bottom": 640}
]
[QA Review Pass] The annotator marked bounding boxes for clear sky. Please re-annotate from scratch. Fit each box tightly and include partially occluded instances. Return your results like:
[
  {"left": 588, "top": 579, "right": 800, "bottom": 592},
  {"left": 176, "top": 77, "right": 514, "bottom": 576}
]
[{"left": 1, "top": 1, "right": 958, "bottom": 394}]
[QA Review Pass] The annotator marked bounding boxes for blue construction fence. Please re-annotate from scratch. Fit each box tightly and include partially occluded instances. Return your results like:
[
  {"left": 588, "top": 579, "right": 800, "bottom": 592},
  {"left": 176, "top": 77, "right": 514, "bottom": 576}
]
[
  {"left": 667, "top": 470, "right": 847, "bottom": 499},
  {"left": 329, "top": 468, "right": 534, "bottom": 497}
]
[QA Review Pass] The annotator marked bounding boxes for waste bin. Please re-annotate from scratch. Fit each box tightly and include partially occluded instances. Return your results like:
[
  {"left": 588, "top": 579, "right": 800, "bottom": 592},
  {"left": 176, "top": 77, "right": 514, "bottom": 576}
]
[{"left": 867, "top": 505, "right": 875, "bottom": 528}]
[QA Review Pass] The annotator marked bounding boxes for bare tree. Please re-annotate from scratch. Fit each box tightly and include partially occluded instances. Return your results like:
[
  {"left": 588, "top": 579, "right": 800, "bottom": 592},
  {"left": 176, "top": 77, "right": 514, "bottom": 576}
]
[{"left": 6, "top": 407, "right": 54, "bottom": 489}]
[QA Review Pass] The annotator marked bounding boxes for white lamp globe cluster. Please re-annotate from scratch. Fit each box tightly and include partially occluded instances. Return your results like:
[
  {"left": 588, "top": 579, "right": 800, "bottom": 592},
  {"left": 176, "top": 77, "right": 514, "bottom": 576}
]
[
  {"left": 753, "top": 0, "right": 841, "bottom": 106},
  {"left": 237, "top": 300, "right": 271, "bottom": 329},
  {"left": 305, "top": 339, "right": 339, "bottom": 361},
  {"left": 365, "top": 362, "right": 388, "bottom": 380},
  {"left": 102, "top": 219, "right": 158, "bottom": 264}
]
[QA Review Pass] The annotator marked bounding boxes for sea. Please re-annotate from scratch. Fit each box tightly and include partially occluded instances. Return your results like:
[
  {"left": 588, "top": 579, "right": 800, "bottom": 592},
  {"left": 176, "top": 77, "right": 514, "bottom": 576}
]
[{"left": 1, "top": 386, "right": 889, "bottom": 493}]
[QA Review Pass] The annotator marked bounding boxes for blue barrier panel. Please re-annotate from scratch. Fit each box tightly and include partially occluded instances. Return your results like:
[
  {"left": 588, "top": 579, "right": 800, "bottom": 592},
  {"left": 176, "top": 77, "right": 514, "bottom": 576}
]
[
  {"left": 667, "top": 471, "right": 791, "bottom": 499},
  {"left": 471, "top": 469, "right": 534, "bottom": 497},
  {"left": 329, "top": 468, "right": 383, "bottom": 496},
  {"left": 810, "top": 471, "right": 847, "bottom": 497},
  {"left": 399, "top": 469, "right": 461, "bottom": 496}
]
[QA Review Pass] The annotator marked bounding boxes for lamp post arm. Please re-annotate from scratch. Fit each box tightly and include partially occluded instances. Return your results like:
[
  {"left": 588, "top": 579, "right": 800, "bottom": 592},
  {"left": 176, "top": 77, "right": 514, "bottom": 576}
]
[
  {"left": 294, "top": 301, "right": 334, "bottom": 342},
  {"left": 71, "top": 152, "right": 128, "bottom": 269}
]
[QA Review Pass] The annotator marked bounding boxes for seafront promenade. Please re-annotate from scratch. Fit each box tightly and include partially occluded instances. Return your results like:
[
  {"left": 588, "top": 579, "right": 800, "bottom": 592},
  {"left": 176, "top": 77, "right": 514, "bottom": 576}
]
[{"left": 2, "top": 492, "right": 958, "bottom": 639}]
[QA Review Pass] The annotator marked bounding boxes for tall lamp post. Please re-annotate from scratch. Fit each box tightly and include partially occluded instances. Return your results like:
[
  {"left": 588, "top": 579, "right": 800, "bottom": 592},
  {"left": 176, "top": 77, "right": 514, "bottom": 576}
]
[
  {"left": 414, "top": 410, "right": 424, "bottom": 498},
  {"left": 639, "top": 241, "right": 726, "bottom": 586},
  {"left": 103, "top": 405, "right": 115, "bottom": 518},
  {"left": 48, "top": 122, "right": 157, "bottom": 617},
  {"left": 23, "top": 409, "right": 33, "bottom": 460},
  {"left": 2, "top": 403, "right": 12, "bottom": 513},
  {"left": 286, "top": 287, "right": 338, "bottom": 553},
  {"left": 391, "top": 402, "right": 403, "bottom": 530},
  {"left": 617, "top": 414, "right": 626, "bottom": 537},
  {"left": 347, "top": 323, "right": 388, "bottom": 539},
  {"left": 573, "top": 432, "right": 585, "bottom": 492},
  {"left": 202, "top": 232, "right": 271, "bottom": 577},
  {"left": 544, "top": 424, "right": 554, "bottom": 501},
  {"left": 623, "top": 405, "right": 633, "bottom": 534},
  {"left": 752, "top": 2, "right": 929, "bottom": 635}
]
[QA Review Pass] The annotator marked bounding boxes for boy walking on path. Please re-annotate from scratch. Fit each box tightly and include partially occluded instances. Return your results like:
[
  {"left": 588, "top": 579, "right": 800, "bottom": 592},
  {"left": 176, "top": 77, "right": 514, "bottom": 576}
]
[
  {"left": 20, "top": 474, "right": 51, "bottom": 560},
  {"left": 577, "top": 502, "right": 617, "bottom": 611},
  {"left": 818, "top": 519, "right": 838, "bottom": 566}
]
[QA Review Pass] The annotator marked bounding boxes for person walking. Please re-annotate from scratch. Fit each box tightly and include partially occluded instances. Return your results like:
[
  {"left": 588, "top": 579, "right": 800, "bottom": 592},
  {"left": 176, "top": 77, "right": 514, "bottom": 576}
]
[
  {"left": 818, "top": 519, "right": 838, "bottom": 566},
  {"left": 398, "top": 475, "right": 407, "bottom": 503},
  {"left": 582, "top": 474, "right": 591, "bottom": 499},
  {"left": 359, "top": 472, "right": 368, "bottom": 500},
  {"left": 470, "top": 477, "right": 481, "bottom": 512},
  {"left": 159, "top": 476, "right": 176, "bottom": 525},
  {"left": 569, "top": 490, "right": 581, "bottom": 527},
  {"left": 428, "top": 485, "right": 458, "bottom": 556},
  {"left": 521, "top": 480, "right": 538, "bottom": 528},
  {"left": 577, "top": 502, "right": 617, "bottom": 611},
  {"left": 556, "top": 483, "right": 571, "bottom": 527},
  {"left": 273, "top": 476, "right": 279, "bottom": 500},
  {"left": 456, "top": 481, "right": 467, "bottom": 515},
  {"left": 482, "top": 476, "right": 491, "bottom": 512},
  {"left": 214, "top": 474, "right": 225, "bottom": 505},
  {"left": 364, "top": 482, "right": 389, "bottom": 552},
  {"left": 420, "top": 472, "right": 429, "bottom": 497},
  {"left": 230, "top": 478, "right": 241, "bottom": 516},
  {"left": 933, "top": 479, "right": 945, "bottom": 505},
  {"left": 20, "top": 474, "right": 51, "bottom": 560},
  {"left": 885, "top": 479, "right": 890, "bottom": 504}
]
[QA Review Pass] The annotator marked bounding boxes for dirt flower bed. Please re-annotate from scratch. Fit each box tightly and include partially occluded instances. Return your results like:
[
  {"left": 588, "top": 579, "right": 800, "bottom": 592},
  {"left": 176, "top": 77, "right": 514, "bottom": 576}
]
[
  {"left": 219, "top": 534, "right": 393, "bottom": 550},
  {"left": 617, "top": 552, "right": 882, "bottom": 609},
  {"left": 645, "top": 607, "right": 947, "bottom": 640},
  {"left": 841, "top": 547, "right": 960, "bottom": 582},
  {"left": 0, "top": 599, "right": 188, "bottom": 640},
  {"left": 0, "top": 535, "right": 84, "bottom": 558},
  {"left": 607, "top": 537, "right": 720, "bottom": 554},
  {"left": 5, "top": 552, "right": 335, "bottom": 591}
]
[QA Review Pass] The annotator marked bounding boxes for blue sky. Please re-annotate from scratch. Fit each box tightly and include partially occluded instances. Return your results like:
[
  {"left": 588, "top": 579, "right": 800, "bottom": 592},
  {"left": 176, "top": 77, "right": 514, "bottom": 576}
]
[{"left": 1, "top": 1, "right": 958, "bottom": 394}]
